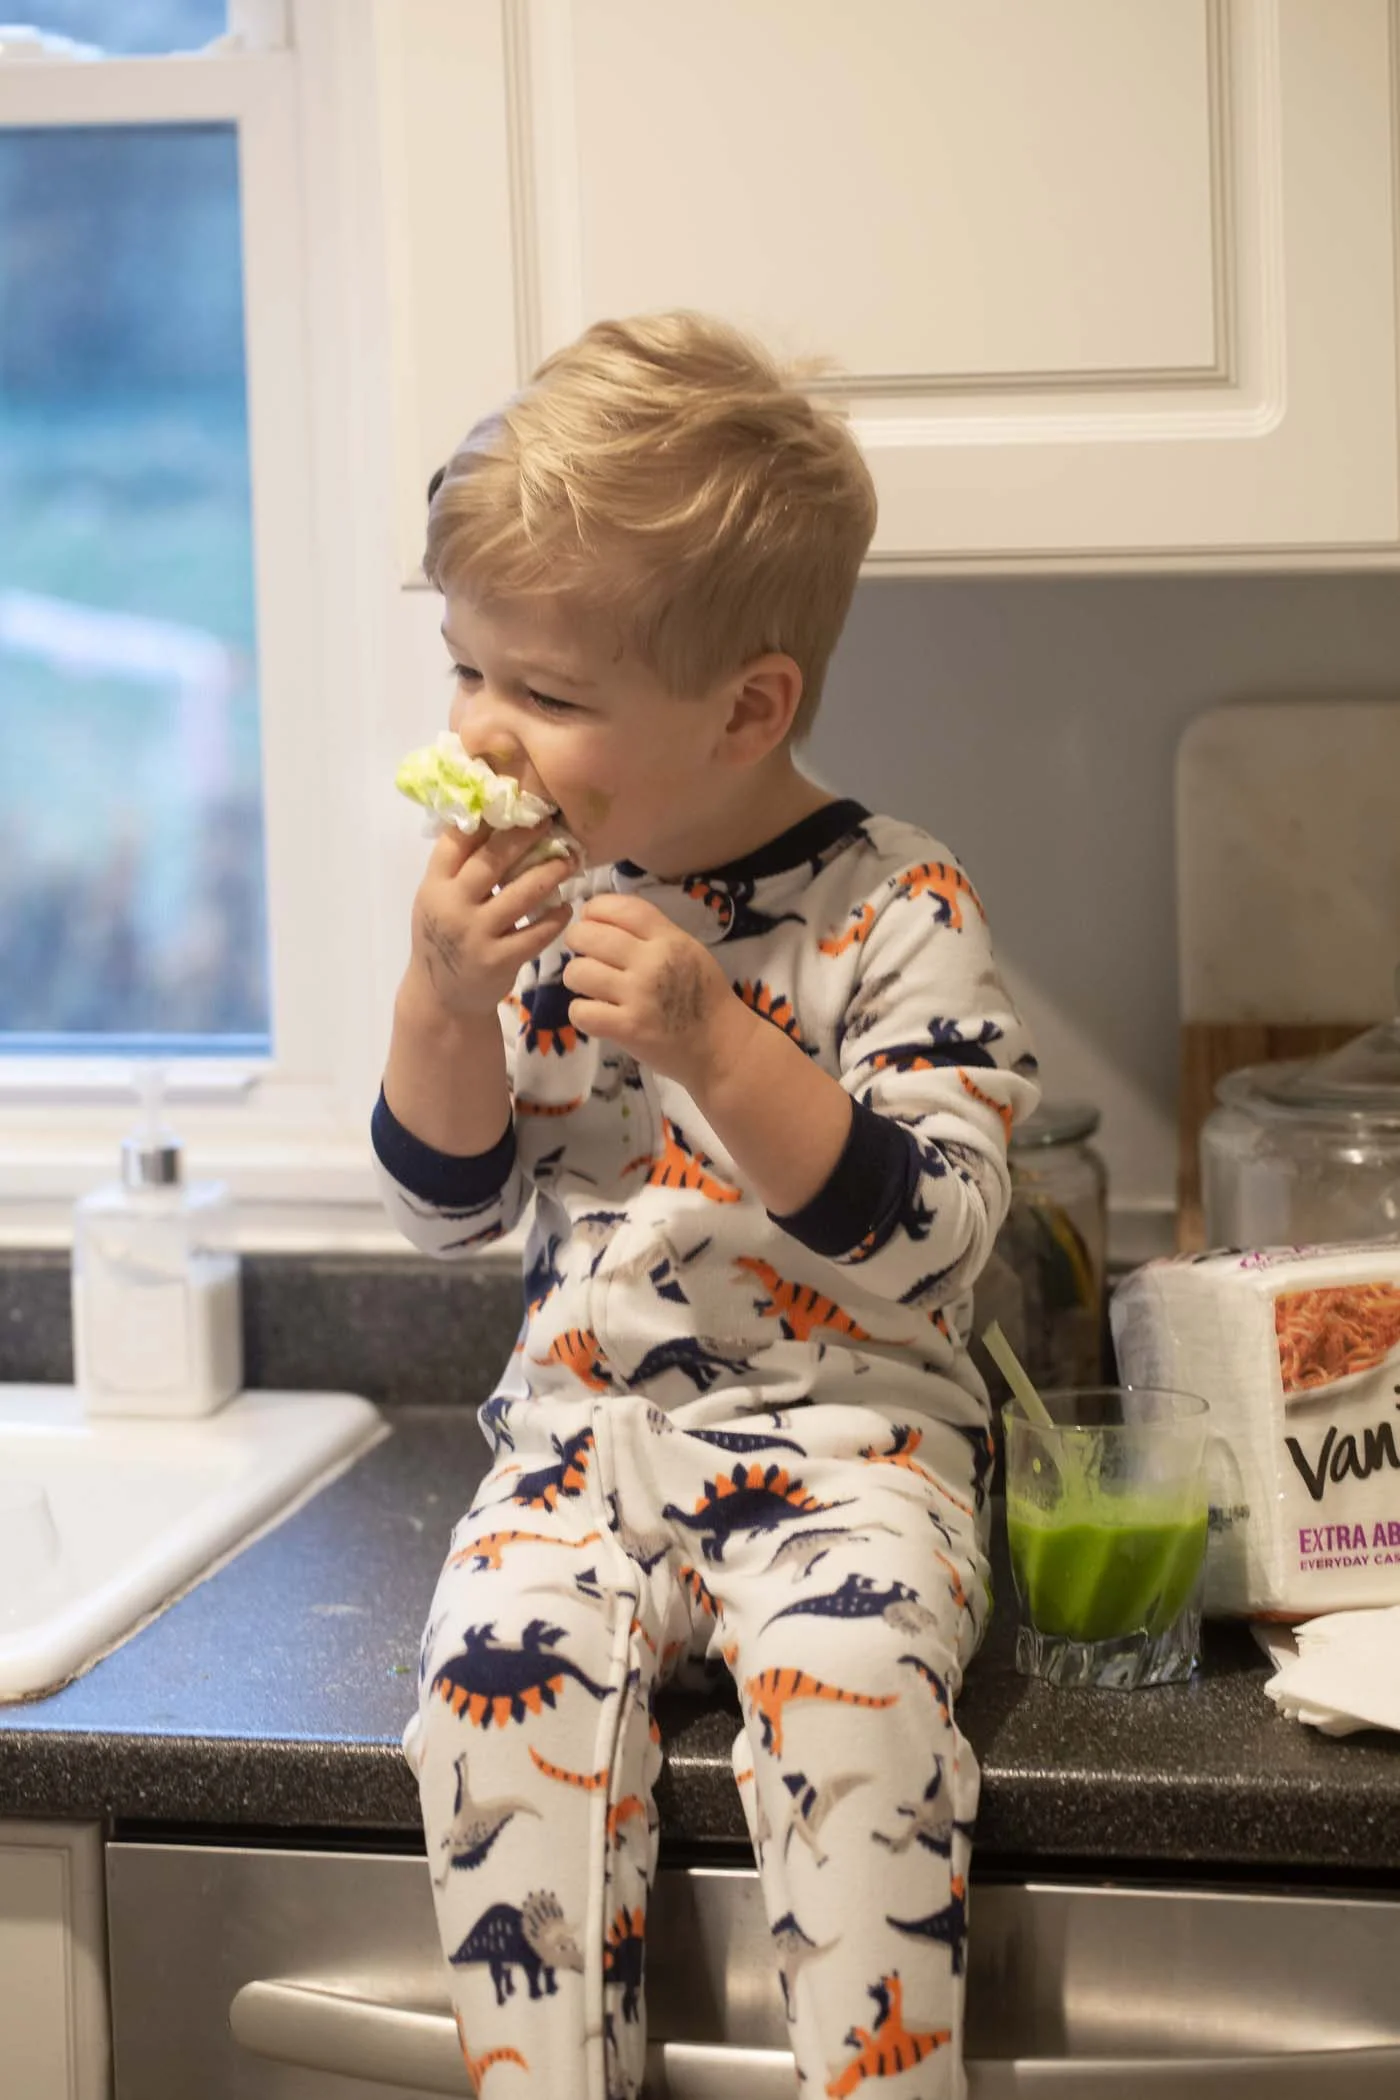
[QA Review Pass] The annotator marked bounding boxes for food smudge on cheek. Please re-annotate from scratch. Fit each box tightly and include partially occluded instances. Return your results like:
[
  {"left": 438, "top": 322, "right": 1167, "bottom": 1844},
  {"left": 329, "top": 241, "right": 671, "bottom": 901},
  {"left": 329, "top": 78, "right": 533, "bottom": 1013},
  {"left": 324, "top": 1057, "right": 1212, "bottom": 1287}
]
[{"left": 574, "top": 786, "right": 615, "bottom": 836}]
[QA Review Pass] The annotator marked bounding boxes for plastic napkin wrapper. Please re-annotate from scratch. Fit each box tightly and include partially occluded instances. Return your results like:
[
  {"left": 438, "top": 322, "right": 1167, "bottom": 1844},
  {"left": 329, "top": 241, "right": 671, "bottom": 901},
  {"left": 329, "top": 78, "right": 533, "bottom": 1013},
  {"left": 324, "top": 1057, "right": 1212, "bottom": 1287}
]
[
  {"left": 1254, "top": 1607, "right": 1400, "bottom": 1735},
  {"left": 1110, "top": 1242, "right": 1400, "bottom": 1618}
]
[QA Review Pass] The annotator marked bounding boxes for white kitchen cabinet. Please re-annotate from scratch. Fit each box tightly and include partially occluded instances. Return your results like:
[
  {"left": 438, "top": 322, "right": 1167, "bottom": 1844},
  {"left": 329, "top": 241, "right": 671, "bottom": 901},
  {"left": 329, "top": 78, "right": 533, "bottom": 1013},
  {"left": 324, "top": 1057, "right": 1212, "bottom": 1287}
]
[
  {"left": 373, "top": 0, "right": 1400, "bottom": 576},
  {"left": 0, "top": 1822, "right": 109, "bottom": 2100}
]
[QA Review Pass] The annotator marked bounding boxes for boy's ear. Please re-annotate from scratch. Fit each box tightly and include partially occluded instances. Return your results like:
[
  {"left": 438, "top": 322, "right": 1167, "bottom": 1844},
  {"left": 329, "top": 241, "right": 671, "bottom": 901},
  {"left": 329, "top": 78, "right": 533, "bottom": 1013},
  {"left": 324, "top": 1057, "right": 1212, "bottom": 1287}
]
[{"left": 721, "top": 653, "right": 804, "bottom": 762}]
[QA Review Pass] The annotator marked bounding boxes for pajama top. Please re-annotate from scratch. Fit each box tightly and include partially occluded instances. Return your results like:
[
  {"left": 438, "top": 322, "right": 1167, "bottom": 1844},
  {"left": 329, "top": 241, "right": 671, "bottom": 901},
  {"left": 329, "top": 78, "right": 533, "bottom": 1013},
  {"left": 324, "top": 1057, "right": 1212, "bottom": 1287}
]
[{"left": 373, "top": 797, "right": 1040, "bottom": 1463}]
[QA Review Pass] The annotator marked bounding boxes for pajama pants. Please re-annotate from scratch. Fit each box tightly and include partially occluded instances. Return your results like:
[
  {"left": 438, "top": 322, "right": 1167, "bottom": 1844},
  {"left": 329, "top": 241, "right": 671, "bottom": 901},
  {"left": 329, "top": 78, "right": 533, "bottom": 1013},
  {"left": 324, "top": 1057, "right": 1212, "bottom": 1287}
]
[{"left": 404, "top": 1391, "right": 990, "bottom": 2100}]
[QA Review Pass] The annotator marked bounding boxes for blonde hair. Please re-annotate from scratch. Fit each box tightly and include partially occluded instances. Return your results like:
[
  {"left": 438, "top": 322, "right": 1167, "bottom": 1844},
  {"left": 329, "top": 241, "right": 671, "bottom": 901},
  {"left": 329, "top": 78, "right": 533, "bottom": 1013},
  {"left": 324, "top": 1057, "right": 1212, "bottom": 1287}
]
[{"left": 423, "top": 312, "right": 876, "bottom": 738}]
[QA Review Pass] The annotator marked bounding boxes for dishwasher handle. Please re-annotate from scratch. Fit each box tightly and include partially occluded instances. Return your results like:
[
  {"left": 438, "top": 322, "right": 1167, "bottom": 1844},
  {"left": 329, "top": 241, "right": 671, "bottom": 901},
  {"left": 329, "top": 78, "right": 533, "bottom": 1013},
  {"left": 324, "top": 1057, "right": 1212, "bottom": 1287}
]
[{"left": 229, "top": 1979, "right": 1400, "bottom": 2097}]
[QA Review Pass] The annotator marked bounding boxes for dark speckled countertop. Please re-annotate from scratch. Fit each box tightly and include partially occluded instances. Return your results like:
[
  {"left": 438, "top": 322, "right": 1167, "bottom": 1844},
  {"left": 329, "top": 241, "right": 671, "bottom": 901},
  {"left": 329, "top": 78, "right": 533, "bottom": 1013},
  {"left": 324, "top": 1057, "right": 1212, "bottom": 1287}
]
[{"left": 3, "top": 1397, "right": 1399, "bottom": 1877}]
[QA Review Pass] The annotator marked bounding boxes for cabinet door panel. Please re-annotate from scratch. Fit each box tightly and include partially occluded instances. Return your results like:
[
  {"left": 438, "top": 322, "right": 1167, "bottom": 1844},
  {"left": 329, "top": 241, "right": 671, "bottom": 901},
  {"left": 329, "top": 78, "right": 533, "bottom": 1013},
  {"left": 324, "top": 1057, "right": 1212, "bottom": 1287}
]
[
  {"left": 0, "top": 1822, "right": 108, "bottom": 2100},
  {"left": 562, "top": 0, "right": 1218, "bottom": 383},
  {"left": 377, "top": 0, "right": 1400, "bottom": 572}
]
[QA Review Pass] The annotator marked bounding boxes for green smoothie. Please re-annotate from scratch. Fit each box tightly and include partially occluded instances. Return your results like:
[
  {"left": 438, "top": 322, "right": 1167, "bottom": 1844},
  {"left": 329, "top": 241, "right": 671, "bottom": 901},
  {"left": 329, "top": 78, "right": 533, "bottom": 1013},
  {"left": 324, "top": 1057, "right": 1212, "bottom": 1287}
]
[{"left": 1006, "top": 1496, "right": 1208, "bottom": 1644}]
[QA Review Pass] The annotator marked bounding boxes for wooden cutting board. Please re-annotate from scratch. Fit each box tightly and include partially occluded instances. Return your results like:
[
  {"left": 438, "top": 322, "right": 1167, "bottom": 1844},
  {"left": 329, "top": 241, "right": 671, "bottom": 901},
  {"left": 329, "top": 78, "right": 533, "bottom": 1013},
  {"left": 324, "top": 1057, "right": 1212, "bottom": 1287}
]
[{"left": 1175, "top": 699, "right": 1400, "bottom": 1249}]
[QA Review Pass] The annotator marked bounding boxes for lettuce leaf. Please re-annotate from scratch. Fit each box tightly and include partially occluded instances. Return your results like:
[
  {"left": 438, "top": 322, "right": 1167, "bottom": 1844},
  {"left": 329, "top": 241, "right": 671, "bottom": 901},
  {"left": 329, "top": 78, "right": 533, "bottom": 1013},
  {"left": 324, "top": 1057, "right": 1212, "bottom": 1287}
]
[{"left": 394, "top": 732, "right": 554, "bottom": 834}]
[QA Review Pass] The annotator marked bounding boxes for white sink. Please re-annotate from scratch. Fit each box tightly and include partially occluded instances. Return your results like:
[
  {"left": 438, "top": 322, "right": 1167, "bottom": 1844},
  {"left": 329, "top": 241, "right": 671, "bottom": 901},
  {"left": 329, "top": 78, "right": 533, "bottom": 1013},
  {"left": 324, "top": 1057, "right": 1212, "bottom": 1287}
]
[{"left": 0, "top": 1384, "right": 387, "bottom": 1702}]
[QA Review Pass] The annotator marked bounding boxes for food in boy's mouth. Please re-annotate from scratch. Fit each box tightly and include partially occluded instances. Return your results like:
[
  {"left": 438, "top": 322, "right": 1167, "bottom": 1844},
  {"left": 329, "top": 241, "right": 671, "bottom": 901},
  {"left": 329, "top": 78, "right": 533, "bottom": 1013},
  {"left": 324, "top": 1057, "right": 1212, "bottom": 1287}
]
[{"left": 395, "top": 732, "right": 578, "bottom": 871}]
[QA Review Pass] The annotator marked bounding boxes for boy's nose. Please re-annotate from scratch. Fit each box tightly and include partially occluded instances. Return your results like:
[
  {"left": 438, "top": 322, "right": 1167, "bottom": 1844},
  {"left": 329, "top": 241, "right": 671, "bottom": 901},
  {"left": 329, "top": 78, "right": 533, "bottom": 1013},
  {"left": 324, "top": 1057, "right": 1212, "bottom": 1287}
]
[
  {"left": 450, "top": 693, "right": 548, "bottom": 801},
  {"left": 450, "top": 689, "right": 521, "bottom": 775}
]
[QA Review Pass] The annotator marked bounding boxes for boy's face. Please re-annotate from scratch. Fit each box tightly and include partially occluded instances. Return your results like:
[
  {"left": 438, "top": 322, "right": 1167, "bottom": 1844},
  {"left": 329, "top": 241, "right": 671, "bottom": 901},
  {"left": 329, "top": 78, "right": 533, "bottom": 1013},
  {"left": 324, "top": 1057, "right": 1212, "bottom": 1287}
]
[{"left": 440, "top": 587, "right": 738, "bottom": 876}]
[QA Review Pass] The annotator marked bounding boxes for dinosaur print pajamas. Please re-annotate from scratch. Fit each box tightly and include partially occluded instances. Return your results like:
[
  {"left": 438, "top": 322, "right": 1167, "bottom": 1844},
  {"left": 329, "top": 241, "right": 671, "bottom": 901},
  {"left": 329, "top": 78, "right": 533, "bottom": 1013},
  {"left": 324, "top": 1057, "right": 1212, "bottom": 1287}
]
[{"left": 375, "top": 801, "right": 1039, "bottom": 2100}]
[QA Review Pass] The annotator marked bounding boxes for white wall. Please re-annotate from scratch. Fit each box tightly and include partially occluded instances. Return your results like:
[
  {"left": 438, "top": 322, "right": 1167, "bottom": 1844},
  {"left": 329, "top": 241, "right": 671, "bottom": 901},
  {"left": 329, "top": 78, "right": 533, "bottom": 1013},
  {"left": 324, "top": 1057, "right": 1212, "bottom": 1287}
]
[{"left": 807, "top": 571, "right": 1400, "bottom": 1251}]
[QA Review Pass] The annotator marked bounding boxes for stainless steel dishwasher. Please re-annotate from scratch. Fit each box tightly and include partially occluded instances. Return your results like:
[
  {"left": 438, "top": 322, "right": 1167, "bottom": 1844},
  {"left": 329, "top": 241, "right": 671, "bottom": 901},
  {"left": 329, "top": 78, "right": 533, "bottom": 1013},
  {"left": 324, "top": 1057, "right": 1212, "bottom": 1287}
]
[{"left": 106, "top": 1840, "right": 1400, "bottom": 2096}]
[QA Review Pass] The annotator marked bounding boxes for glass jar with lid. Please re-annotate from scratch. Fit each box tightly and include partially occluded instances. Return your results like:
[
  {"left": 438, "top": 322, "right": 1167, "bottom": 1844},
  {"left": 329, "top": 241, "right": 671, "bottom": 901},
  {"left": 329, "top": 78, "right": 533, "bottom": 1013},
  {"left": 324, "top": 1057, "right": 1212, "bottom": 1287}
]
[
  {"left": 1200, "top": 978, "right": 1400, "bottom": 1248},
  {"left": 973, "top": 1102, "right": 1108, "bottom": 1397}
]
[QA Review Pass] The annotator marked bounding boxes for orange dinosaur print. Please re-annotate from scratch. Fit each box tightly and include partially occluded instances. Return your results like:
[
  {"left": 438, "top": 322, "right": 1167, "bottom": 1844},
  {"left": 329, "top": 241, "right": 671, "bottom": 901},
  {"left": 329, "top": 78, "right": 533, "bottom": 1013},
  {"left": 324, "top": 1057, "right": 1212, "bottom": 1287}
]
[
  {"left": 859, "top": 1425, "right": 973, "bottom": 1520},
  {"left": 893, "top": 860, "right": 985, "bottom": 931},
  {"left": 825, "top": 1973, "right": 950, "bottom": 2098},
  {"left": 527, "top": 1750, "right": 644, "bottom": 1841},
  {"left": 740, "top": 1660, "right": 899, "bottom": 1758},
  {"left": 679, "top": 1562, "right": 724, "bottom": 1620},
  {"left": 457, "top": 2010, "right": 527, "bottom": 2093},
  {"left": 449, "top": 1528, "right": 602, "bottom": 1572},
  {"left": 493, "top": 1426, "right": 596, "bottom": 1510},
  {"left": 623, "top": 1118, "right": 742, "bottom": 1203},
  {"left": 736, "top": 979, "right": 807, "bottom": 1049},
  {"left": 530, "top": 1327, "right": 611, "bottom": 1392},
  {"left": 932, "top": 1546, "right": 970, "bottom": 1614},
  {"left": 820, "top": 902, "right": 876, "bottom": 956},
  {"left": 734, "top": 1257, "right": 873, "bottom": 1345},
  {"left": 958, "top": 1068, "right": 1013, "bottom": 1143},
  {"left": 901, "top": 1654, "right": 951, "bottom": 1724},
  {"left": 606, "top": 1795, "right": 648, "bottom": 1843},
  {"left": 869, "top": 1048, "right": 934, "bottom": 1073},
  {"left": 604, "top": 1906, "right": 646, "bottom": 2019},
  {"left": 514, "top": 1095, "right": 587, "bottom": 1117},
  {"left": 503, "top": 989, "right": 583, "bottom": 1061},
  {"left": 683, "top": 876, "right": 735, "bottom": 932},
  {"left": 529, "top": 1747, "right": 607, "bottom": 1791}
]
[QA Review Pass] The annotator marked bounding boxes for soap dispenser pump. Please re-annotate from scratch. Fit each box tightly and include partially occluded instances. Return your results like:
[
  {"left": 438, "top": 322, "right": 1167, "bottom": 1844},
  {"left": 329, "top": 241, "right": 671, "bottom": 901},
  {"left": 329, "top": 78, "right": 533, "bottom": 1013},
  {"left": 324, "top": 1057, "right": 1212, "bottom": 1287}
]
[{"left": 72, "top": 1066, "right": 244, "bottom": 1417}]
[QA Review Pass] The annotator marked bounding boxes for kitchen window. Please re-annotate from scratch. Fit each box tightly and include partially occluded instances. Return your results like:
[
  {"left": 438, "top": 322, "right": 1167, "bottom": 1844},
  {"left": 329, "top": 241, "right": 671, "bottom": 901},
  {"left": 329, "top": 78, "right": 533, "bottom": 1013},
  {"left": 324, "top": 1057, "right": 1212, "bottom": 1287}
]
[{"left": 0, "top": 2, "right": 394, "bottom": 1248}]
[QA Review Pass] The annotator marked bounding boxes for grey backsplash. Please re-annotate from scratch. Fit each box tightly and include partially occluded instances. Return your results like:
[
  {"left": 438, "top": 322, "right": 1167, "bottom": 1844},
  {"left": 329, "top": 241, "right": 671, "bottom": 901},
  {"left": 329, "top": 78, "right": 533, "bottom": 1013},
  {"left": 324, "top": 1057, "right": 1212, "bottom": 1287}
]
[
  {"left": 0, "top": 1251, "right": 524, "bottom": 1409},
  {"left": 1, "top": 1251, "right": 1121, "bottom": 1442}
]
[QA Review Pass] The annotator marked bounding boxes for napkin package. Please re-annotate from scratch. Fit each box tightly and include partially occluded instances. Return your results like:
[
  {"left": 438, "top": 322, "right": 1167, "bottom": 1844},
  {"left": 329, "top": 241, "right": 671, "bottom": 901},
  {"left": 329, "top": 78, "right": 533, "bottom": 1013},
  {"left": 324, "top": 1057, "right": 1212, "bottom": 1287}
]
[{"left": 1111, "top": 1243, "right": 1400, "bottom": 1617}]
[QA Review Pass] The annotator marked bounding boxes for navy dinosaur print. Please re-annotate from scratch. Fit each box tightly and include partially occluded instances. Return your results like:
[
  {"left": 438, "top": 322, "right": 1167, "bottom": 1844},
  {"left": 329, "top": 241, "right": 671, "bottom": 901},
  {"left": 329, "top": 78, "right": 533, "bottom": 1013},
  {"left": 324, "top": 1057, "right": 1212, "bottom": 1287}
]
[
  {"left": 887, "top": 1876, "right": 968, "bottom": 1974},
  {"left": 515, "top": 975, "right": 586, "bottom": 1058},
  {"left": 761, "top": 1571, "right": 925, "bottom": 1631},
  {"left": 529, "top": 1141, "right": 596, "bottom": 1189},
  {"left": 946, "top": 1418, "right": 997, "bottom": 1506},
  {"left": 899, "top": 1652, "right": 952, "bottom": 1724},
  {"left": 874, "top": 1754, "right": 976, "bottom": 1861},
  {"left": 522, "top": 1233, "right": 566, "bottom": 1314},
  {"left": 478, "top": 1394, "right": 516, "bottom": 1453},
  {"left": 833, "top": 971, "right": 903, "bottom": 1059},
  {"left": 662, "top": 1462, "right": 854, "bottom": 1566},
  {"left": 449, "top": 1889, "right": 584, "bottom": 2005},
  {"left": 928, "top": 1015, "right": 1005, "bottom": 1050},
  {"left": 499, "top": 1427, "right": 594, "bottom": 1511},
  {"left": 603, "top": 1907, "right": 646, "bottom": 2022},
  {"left": 681, "top": 1423, "right": 807, "bottom": 1455},
  {"left": 896, "top": 1260, "right": 962, "bottom": 1309},
  {"left": 771, "top": 1909, "right": 836, "bottom": 2019},
  {"left": 628, "top": 1336, "right": 755, "bottom": 1395},
  {"left": 683, "top": 873, "right": 805, "bottom": 944},
  {"left": 869, "top": 1037, "right": 997, "bottom": 1075},
  {"left": 430, "top": 1619, "right": 612, "bottom": 1727}
]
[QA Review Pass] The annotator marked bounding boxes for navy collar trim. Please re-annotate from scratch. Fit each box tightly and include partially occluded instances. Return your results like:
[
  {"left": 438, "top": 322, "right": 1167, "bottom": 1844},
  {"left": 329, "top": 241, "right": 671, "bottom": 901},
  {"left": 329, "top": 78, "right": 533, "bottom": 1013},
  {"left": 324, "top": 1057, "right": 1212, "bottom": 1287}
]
[{"left": 616, "top": 798, "right": 870, "bottom": 888}]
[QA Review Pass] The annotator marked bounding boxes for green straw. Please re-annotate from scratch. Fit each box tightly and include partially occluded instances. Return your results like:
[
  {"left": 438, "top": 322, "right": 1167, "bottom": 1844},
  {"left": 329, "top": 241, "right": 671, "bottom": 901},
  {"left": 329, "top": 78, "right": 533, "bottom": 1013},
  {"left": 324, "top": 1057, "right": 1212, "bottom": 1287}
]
[
  {"left": 983, "top": 1319, "right": 1091, "bottom": 1506},
  {"left": 982, "top": 1320, "right": 1056, "bottom": 1431}
]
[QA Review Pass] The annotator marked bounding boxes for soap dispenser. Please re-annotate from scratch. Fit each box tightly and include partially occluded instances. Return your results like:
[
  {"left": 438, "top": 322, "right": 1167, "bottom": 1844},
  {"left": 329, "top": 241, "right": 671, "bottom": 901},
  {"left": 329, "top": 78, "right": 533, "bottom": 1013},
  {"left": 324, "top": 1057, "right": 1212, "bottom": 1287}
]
[{"left": 71, "top": 1067, "right": 244, "bottom": 1416}]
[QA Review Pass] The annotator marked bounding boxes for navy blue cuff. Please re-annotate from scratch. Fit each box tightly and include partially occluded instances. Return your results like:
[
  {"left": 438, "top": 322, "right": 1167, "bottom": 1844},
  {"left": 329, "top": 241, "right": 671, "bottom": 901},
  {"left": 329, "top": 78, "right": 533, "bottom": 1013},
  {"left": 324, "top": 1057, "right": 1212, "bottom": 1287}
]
[
  {"left": 371, "top": 1086, "right": 516, "bottom": 1210},
  {"left": 771, "top": 1097, "right": 920, "bottom": 1259}
]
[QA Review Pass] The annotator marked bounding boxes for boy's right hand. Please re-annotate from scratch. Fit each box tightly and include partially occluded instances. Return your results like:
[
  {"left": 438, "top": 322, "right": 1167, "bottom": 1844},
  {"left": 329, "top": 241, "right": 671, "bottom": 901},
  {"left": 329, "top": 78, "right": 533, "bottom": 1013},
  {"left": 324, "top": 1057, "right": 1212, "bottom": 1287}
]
[{"left": 405, "top": 825, "right": 577, "bottom": 1021}]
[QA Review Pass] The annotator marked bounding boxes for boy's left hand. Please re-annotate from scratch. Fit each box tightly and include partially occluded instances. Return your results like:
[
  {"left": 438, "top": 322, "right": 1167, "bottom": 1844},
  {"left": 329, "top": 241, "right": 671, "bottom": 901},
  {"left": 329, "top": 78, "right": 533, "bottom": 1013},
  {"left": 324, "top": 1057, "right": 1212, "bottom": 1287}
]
[{"left": 562, "top": 893, "right": 752, "bottom": 1090}]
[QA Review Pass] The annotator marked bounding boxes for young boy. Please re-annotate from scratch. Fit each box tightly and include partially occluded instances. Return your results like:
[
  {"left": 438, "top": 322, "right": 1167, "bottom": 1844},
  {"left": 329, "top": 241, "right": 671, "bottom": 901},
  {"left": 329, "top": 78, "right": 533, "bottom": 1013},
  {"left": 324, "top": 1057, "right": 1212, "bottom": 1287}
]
[{"left": 374, "top": 312, "right": 1038, "bottom": 2100}]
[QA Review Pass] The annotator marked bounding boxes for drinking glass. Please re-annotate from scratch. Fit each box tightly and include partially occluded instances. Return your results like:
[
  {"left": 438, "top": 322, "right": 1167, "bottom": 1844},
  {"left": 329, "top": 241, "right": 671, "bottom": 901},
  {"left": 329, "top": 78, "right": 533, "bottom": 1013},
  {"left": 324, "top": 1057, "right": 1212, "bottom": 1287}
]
[{"left": 1003, "top": 1386, "right": 1210, "bottom": 1689}]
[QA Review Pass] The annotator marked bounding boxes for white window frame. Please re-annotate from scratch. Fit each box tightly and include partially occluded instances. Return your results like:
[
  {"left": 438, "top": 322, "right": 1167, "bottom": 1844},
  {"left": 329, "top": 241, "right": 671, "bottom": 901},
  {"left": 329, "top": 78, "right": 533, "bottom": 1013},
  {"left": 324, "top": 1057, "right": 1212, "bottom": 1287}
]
[{"left": 0, "top": 1, "right": 422, "bottom": 1253}]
